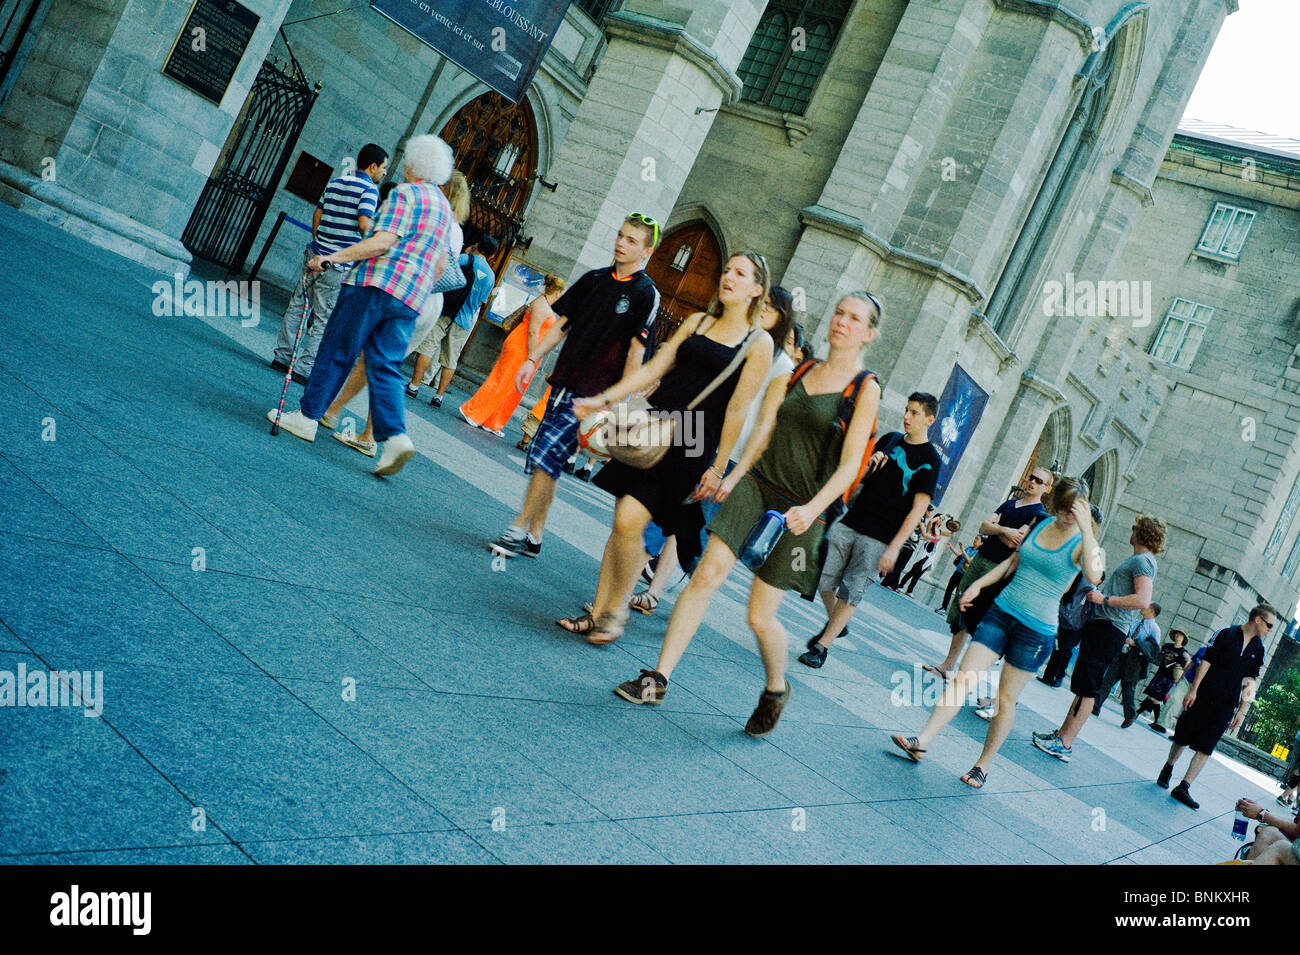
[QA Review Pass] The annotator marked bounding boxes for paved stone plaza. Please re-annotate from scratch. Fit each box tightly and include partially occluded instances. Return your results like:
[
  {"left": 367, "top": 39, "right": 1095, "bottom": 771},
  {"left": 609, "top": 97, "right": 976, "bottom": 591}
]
[{"left": 0, "top": 204, "right": 1282, "bottom": 865}]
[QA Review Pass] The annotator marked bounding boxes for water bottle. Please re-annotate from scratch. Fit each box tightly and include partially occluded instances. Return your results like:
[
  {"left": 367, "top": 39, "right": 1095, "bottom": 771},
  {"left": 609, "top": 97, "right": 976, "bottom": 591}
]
[
  {"left": 739, "top": 510, "right": 786, "bottom": 571},
  {"left": 1231, "top": 807, "right": 1249, "bottom": 841}
]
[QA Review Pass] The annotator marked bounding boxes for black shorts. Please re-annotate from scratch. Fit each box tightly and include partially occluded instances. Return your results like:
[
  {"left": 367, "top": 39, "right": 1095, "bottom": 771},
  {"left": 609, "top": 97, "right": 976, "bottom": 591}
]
[
  {"left": 1070, "top": 618, "right": 1125, "bottom": 698},
  {"left": 1172, "top": 700, "right": 1235, "bottom": 755}
]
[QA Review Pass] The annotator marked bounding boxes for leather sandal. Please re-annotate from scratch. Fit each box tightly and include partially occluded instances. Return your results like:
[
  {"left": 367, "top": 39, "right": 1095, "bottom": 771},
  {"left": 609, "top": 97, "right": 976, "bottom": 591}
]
[
  {"left": 628, "top": 591, "right": 658, "bottom": 615},
  {"left": 557, "top": 612, "right": 595, "bottom": 634}
]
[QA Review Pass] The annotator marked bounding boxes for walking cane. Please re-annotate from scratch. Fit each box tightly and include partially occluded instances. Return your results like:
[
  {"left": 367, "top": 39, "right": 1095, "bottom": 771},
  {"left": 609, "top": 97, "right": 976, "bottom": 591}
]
[{"left": 269, "top": 267, "right": 313, "bottom": 436}]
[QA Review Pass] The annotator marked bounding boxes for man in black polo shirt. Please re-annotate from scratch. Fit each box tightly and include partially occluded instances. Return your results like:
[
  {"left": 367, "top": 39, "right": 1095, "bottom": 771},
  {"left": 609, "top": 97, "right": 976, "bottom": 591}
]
[
  {"left": 1157, "top": 604, "right": 1277, "bottom": 809},
  {"left": 924, "top": 467, "right": 1051, "bottom": 680},
  {"left": 489, "top": 214, "right": 660, "bottom": 559}
]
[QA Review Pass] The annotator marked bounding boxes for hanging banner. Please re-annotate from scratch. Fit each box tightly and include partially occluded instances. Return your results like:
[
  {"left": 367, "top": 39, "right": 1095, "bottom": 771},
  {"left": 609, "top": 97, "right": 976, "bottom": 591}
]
[
  {"left": 370, "top": 0, "right": 571, "bottom": 103},
  {"left": 928, "top": 364, "right": 989, "bottom": 505}
]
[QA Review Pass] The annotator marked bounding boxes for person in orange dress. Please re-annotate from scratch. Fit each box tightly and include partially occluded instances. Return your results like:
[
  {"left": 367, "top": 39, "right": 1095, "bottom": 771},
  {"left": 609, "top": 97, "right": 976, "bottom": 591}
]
[{"left": 460, "top": 274, "right": 566, "bottom": 437}]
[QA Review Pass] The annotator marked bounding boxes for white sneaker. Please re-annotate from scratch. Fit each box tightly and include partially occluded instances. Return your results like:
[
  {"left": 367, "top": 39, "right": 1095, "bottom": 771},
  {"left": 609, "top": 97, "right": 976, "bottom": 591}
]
[
  {"left": 267, "top": 408, "right": 317, "bottom": 442},
  {"left": 321, "top": 411, "right": 339, "bottom": 430},
  {"left": 374, "top": 433, "right": 415, "bottom": 476}
]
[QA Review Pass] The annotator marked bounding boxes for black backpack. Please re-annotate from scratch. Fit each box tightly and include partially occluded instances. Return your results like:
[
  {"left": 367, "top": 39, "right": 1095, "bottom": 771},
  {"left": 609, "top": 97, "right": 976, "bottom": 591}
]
[{"left": 440, "top": 256, "right": 478, "bottom": 318}]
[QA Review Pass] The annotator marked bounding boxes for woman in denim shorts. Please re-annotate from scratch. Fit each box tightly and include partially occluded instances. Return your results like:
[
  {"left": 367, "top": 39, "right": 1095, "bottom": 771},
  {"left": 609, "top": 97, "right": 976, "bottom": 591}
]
[{"left": 891, "top": 477, "right": 1104, "bottom": 787}]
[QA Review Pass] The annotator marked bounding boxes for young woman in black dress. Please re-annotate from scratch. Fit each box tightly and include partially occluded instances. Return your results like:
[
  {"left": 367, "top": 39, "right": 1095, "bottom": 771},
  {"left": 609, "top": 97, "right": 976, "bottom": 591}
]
[{"left": 557, "top": 252, "right": 775, "bottom": 644}]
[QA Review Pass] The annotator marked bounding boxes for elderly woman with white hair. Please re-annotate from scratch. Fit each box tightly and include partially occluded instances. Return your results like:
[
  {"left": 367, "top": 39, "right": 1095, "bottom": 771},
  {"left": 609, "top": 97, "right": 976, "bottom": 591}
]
[{"left": 268, "top": 134, "right": 455, "bottom": 477}]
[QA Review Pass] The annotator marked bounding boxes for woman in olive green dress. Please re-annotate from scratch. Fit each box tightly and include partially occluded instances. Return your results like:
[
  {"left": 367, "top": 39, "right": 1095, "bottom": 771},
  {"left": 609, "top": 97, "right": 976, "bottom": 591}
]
[{"left": 613, "top": 292, "right": 883, "bottom": 738}]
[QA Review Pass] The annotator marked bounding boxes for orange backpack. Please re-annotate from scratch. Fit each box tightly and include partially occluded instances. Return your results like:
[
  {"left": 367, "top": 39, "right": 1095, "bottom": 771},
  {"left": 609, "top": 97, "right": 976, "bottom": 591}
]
[{"left": 787, "top": 358, "right": 880, "bottom": 520}]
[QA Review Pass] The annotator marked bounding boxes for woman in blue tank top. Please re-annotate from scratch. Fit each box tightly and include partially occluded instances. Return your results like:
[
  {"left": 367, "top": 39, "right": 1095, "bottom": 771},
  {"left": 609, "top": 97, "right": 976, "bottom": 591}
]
[{"left": 891, "top": 477, "right": 1103, "bottom": 788}]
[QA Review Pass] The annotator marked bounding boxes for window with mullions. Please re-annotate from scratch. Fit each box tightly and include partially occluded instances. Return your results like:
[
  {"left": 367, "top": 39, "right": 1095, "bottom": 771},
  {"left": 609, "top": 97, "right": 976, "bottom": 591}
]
[
  {"left": 1282, "top": 534, "right": 1300, "bottom": 579},
  {"left": 1149, "top": 298, "right": 1213, "bottom": 371},
  {"left": 1196, "top": 202, "right": 1256, "bottom": 260},
  {"left": 1265, "top": 482, "right": 1300, "bottom": 563},
  {"left": 736, "top": 0, "right": 851, "bottom": 115}
]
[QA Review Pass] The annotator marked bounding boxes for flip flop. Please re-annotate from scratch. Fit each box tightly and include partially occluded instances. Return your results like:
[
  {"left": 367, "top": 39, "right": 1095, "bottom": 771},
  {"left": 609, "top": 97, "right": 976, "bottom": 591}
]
[
  {"left": 961, "top": 766, "right": 987, "bottom": 789},
  {"left": 890, "top": 734, "right": 926, "bottom": 763},
  {"left": 922, "top": 665, "right": 952, "bottom": 682}
]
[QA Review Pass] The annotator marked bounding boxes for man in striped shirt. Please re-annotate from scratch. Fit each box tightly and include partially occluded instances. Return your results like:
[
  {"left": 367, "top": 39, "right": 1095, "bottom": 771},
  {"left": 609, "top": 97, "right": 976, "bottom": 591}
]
[
  {"left": 271, "top": 143, "right": 387, "bottom": 380},
  {"left": 268, "top": 135, "right": 455, "bottom": 477}
]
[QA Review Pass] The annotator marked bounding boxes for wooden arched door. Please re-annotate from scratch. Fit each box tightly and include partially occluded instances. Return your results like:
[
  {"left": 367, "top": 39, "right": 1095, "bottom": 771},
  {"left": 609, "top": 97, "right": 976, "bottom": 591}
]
[
  {"left": 645, "top": 220, "right": 723, "bottom": 346},
  {"left": 439, "top": 91, "right": 538, "bottom": 275}
]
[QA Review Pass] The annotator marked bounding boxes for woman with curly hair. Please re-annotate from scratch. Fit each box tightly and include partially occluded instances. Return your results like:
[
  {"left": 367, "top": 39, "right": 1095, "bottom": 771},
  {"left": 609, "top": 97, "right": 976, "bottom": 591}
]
[{"left": 1033, "top": 512, "right": 1167, "bottom": 764}]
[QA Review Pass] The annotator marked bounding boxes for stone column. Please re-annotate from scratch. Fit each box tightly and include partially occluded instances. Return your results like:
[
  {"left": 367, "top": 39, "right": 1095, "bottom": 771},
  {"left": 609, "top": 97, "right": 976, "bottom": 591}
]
[{"left": 520, "top": 1, "right": 764, "bottom": 281}]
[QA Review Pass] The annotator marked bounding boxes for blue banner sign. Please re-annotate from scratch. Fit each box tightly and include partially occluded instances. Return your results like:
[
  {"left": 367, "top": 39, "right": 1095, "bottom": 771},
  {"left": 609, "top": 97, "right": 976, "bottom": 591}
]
[
  {"left": 370, "top": 0, "right": 571, "bottom": 103},
  {"left": 929, "top": 363, "right": 988, "bottom": 504}
]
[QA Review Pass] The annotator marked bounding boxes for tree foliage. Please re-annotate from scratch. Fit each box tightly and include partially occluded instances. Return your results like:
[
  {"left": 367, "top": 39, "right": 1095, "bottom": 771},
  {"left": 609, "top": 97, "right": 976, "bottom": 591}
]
[{"left": 1248, "top": 668, "right": 1300, "bottom": 755}]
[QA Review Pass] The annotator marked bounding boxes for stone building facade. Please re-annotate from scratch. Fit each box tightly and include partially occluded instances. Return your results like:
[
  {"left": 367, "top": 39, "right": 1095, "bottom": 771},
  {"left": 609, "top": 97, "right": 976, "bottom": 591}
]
[{"left": 8, "top": 0, "right": 1297, "bottom": 687}]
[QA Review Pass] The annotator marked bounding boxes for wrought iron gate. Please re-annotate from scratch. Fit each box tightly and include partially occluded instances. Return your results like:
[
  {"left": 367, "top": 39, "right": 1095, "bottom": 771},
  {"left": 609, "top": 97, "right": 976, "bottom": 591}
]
[{"left": 182, "top": 48, "right": 318, "bottom": 273}]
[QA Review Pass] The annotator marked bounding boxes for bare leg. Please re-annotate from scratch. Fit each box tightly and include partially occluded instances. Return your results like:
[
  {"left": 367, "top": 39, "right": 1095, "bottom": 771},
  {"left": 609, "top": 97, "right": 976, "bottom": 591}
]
[
  {"left": 1246, "top": 826, "right": 1286, "bottom": 861},
  {"left": 436, "top": 366, "right": 455, "bottom": 397},
  {"left": 916, "top": 641, "right": 1001, "bottom": 749},
  {"left": 1182, "top": 750, "right": 1211, "bottom": 785},
  {"left": 1058, "top": 694, "right": 1095, "bottom": 747},
  {"left": 645, "top": 536, "right": 681, "bottom": 600},
  {"left": 935, "top": 630, "right": 969, "bottom": 675},
  {"left": 512, "top": 472, "right": 559, "bottom": 541},
  {"left": 410, "top": 353, "right": 433, "bottom": 389},
  {"left": 656, "top": 535, "right": 737, "bottom": 680},
  {"left": 816, "top": 598, "right": 856, "bottom": 649},
  {"left": 973, "top": 663, "right": 1036, "bottom": 771},
  {"left": 325, "top": 355, "right": 369, "bottom": 419},
  {"left": 748, "top": 578, "right": 790, "bottom": 692},
  {"left": 1163, "top": 740, "right": 1187, "bottom": 773},
  {"left": 591, "top": 496, "right": 651, "bottom": 621}
]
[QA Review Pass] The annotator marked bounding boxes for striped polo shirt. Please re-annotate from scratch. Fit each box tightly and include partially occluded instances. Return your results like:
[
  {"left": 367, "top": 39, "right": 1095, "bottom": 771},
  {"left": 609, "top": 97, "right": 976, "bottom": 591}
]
[
  {"left": 347, "top": 180, "right": 453, "bottom": 313},
  {"left": 311, "top": 172, "right": 379, "bottom": 257}
]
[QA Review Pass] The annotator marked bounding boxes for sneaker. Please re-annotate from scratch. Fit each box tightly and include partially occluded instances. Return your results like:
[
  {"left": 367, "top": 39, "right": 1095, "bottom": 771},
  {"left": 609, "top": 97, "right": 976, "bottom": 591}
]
[
  {"left": 488, "top": 428, "right": 505, "bottom": 438},
  {"left": 798, "top": 642, "right": 827, "bottom": 669},
  {"left": 321, "top": 411, "right": 339, "bottom": 430},
  {"left": 975, "top": 703, "right": 998, "bottom": 721},
  {"left": 805, "top": 627, "right": 846, "bottom": 651},
  {"left": 405, "top": 384, "right": 420, "bottom": 399},
  {"left": 744, "top": 681, "right": 791, "bottom": 738},
  {"left": 1170, "top": 782, "right": 1199, "bottom": 809},
  {"left": 1032, "top": 733, "right": 1072, "bottom": 762},
  {"left": 522, "top": 537, "right": 541, "bottom": 559},
  {"left": 1156, "top": 763, "right": 1173, "bottom": 789},
  {"left": 1274, "top": 794, "right": 1291, "bottom": 807},
  {"left": 1031, "top": 729, "right": 1059, "bottom": 742},
  {"left": 490, "top": 530, "right": 526, "bottom": 558},
  {"left": 429, "top": 392, "right": 443, "bottom": 408},
  {"left": 614, "top": 670, "right": 667, "bottom": 705},
  {"left": 267, "top": 408, "right": 317, "bottom": 442},
  {"left": 332, "top": 430, "right": 376, "bottom": 457},
  {"left": 374, "top": 433, "right": 415, "bottom": 476}
]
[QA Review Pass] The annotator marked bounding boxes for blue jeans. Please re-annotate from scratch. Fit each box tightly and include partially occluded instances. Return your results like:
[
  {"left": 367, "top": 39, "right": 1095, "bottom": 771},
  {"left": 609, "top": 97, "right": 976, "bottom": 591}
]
[
  {"left": 970, "top": 603, "right": 1054, "bottom": 673},
  {"left": 300, "top": 284, "right": 417, "bottom": 441}
]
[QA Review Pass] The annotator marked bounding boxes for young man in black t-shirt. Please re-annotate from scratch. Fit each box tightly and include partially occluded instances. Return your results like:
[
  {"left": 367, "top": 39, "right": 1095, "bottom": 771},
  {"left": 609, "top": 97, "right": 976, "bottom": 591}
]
[
  {"left": 1157, "top": 604, "right": 1277, "bottom": 809},
  {"left": 925, "top": 466, "right": 1052, "bottom": 680},
  {"left": 490, "top": 215, "right": 660, "bottom": 558},
  {"left": 799, "top": 393, "right": 940, "bottom": 668}
]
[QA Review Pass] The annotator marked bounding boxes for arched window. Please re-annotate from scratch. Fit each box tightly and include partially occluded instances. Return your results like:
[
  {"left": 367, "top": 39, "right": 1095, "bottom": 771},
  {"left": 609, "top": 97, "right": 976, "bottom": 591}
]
[{"left": 736, "top": 0, "right": 850, "bottom": 115}]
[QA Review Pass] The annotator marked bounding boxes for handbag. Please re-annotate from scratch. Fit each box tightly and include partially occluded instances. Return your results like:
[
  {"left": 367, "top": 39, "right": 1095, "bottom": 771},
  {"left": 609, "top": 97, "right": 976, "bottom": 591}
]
[
  {"left": 430, "top": 254, "right": 468, "bottom": 295},
  {"left": 585, "top": 319, "right": 760, "bottom": 470},
  {"left": 500, "top": 301, "right": 529, "bottom": 334}
]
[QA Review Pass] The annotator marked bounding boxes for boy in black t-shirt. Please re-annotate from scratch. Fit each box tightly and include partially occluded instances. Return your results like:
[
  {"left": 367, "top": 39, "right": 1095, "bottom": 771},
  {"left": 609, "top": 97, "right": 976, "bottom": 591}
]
[
  {"left": 799, "top": 393, "right": 940, "bottom": 668},
  {"left": 490, "top": 215, "right": 660, "bottom": 559}
]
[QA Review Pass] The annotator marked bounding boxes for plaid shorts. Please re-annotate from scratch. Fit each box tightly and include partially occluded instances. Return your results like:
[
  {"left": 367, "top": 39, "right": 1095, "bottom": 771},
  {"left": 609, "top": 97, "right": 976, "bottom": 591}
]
[{"left": 525, "top": 388, "right": 579, "bottom": 479}]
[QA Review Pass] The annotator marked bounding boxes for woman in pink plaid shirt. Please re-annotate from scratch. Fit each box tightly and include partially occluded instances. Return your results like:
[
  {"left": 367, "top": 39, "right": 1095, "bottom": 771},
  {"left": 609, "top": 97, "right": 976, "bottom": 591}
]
[{"left": 268, "top": 134, "right": 455, "bottom": 477}]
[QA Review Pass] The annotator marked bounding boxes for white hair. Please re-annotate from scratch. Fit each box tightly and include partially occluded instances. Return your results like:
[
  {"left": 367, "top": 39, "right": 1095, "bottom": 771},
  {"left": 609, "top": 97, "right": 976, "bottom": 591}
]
[{"left": 402, "top": 135, "right": 454, "bottom": 185}]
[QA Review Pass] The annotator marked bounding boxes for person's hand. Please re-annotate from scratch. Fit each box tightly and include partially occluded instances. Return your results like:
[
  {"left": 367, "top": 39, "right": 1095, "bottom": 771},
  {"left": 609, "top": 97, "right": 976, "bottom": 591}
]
[
  {"left": 571, "top": 395, "right": 605, "bottom": 421},
  {"left": 1184, "top": 690, "right": 1197, "bottom": 711},
  {"left": 714, "top": 470, "right": 741, "bottom": 503},
  {"left": 1125, "top": 637, "right": 1135, "bottom": 649},
  {"left": 1230, "top": 709, "right": 1245, "bottom": 731},
  {"left": 1004, "top": 526, "right": 1027, "bottom": 548},
  {"left": 783, "top": 503, "right": 818, "bottom": 536},
  {"left": 514, "top": 358, "right": 537, "bottom": 394},
  {"left": 866, "top": 450, "right": 887, "bottom": 473},
  {"left": 1070, "top": 498, "right": 1092, "bottom": 530},
  {"left": 690, "top": 467, "right": 723, "bottom": 502},
  {"left": 878, "top": 546, "right": 900, "bottom": 578},
  {"left": 1086, "top": 590, "right": 1105, "bottom": 605},
  {"left": 1236, "top": 798, "right": 1260, "bottom": 819},
  {"left": 958, "top": 586, "right": 981, "bottom": 611},
  {"left": 307, "top": 255, "right": 329, "bottom": 273}
]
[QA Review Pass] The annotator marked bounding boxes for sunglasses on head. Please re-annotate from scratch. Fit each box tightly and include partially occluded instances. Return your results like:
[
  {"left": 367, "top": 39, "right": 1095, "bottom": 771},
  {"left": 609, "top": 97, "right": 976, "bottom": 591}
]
[{"left": 628, "top": 212, "right": 660, "bottom": 247}]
